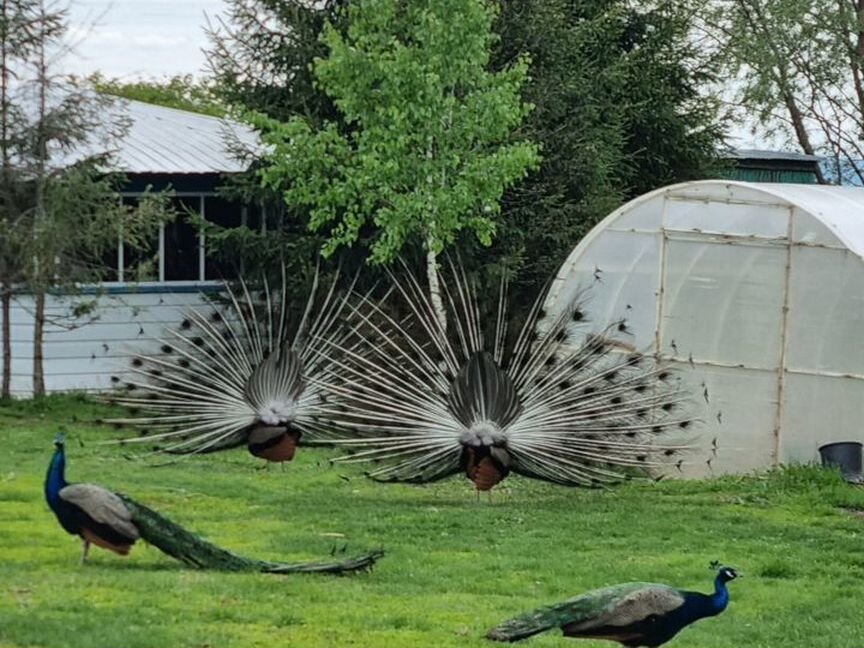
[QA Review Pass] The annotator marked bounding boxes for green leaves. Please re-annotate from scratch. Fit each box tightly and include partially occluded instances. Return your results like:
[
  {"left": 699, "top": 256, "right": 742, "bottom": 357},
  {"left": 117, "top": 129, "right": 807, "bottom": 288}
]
[{"left": 257, "top": 0, "right": 540, "bottom": 264}]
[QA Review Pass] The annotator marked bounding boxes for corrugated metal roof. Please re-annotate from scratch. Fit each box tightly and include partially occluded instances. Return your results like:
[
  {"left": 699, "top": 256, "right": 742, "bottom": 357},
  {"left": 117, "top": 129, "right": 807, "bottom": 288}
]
[
  {"left": 730, "top": 148, "right": 821, "bottom": 163},
  {"left": 111, "top": 100, "right": 260, "bottom": 174}
]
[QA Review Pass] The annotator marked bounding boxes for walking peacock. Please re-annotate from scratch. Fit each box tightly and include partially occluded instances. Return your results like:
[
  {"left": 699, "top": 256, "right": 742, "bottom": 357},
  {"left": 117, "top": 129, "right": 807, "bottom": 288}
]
[
  {"left": 108, "top": 267, "right": 354, "bottom": 462},
  {"left": 45, "top": 434, "right": 383, "bottom": 572},
  {"left": 486, "top": 564, "right": 739, "bottom": 646},
  {"left": 318, "top": 261, "right": 697, "bottom": 490}
]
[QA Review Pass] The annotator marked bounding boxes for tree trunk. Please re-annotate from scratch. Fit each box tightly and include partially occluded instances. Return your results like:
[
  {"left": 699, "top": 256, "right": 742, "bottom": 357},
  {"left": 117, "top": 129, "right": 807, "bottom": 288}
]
[
  {"left": 426, "top": 245, "right": 447, "bottom": 332},
  {"left": 32, "top": 291, "right": 45, "bottom": 397},
  {"left": 1, "top": 287, "right": 10, "bottom": 399}
]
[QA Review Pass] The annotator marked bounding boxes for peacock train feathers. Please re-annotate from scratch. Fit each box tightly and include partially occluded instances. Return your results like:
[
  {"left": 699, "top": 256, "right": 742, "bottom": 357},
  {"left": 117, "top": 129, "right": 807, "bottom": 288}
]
[
  {"left": 107, "top": 266, "right": 355, "bottom": 461},
  {"left": 486, "top": 564, "right": 739, "bottom": 646},
  {"left": 318, "top": 261, "right": 697, "bottom": 490},
  {"left": 45, "top": 434, "right": 383, "bottom": 573}
]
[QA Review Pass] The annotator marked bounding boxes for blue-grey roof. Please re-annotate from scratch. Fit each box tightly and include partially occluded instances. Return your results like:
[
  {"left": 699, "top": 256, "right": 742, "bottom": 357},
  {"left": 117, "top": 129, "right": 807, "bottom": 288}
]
[
  {"left": 111, "top": 100, "right": 259, "bottom": 174},
  {"left": 730, "top": 148, "right": 821, "bottom": 163}
]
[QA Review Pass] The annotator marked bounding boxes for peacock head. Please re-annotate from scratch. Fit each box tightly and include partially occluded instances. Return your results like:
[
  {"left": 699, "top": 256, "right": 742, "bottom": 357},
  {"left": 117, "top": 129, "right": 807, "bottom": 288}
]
[
  {"left": 53, "top": 433, "right": 66, "bottom": 449},
  {"left": 710, "top": 561, "right": 739, "bottom": 583}
]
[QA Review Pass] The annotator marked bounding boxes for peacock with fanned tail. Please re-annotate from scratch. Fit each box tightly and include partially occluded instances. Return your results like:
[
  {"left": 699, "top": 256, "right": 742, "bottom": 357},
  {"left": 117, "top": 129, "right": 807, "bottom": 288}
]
[
  {"left": 486, "top": 564, "right": 738, "bottom": 646},
  {"left": 45, "top": 434, "right": 383, "bottom": 572},
  {"left": 107, "top": 267, "right": 354, "bottom": 462},
  {"left": 318, "top": 261, "right": 697, "bottom": 490}
]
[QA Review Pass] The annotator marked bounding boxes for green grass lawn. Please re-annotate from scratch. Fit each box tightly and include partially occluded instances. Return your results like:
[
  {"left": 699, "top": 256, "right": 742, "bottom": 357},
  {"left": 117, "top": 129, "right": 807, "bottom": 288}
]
[{"left": 1, "top": 395, "right": 864, "bottom": 648}]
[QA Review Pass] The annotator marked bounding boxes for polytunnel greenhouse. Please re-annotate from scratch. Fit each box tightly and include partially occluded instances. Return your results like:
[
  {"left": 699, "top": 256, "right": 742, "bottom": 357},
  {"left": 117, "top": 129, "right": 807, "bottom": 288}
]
[{"left": 544, "top": 180, "right": 864, "bottom": 477}]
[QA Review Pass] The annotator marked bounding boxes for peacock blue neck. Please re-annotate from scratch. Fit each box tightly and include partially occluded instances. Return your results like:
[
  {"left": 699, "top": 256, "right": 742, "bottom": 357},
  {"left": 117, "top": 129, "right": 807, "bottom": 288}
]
[
  {"left": 711, "top": 573, "right": 730, "bottom": 612},
  {"left": 44, "top": 446, "right": 68, "bottom": 507}
]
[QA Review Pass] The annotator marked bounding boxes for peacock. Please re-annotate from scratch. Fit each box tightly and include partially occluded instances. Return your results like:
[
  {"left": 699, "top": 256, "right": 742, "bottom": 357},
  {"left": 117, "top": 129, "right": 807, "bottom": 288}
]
[
  {"left": 486, "top": 563, "right": 739, "bottom": 646},
  {"left": 45, "top": 434, "right": 383, "bottom": 573},
  {"left": 107, "top": 266, "right": 354, "bottom": 462},
  {"left": 317, "top": 261, "right": 696, "bottom": 490}
]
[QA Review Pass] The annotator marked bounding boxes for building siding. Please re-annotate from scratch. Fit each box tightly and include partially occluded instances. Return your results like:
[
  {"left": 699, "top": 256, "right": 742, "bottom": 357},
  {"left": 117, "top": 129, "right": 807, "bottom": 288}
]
[{"left": 2, "top": 288, "right": 214, "bottom": 396}]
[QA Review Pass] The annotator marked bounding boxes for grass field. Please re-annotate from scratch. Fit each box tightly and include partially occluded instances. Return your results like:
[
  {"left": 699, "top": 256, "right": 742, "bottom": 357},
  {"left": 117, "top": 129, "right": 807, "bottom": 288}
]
[{"left": 1, "top": 395, "right": 864, "bottom": 648}]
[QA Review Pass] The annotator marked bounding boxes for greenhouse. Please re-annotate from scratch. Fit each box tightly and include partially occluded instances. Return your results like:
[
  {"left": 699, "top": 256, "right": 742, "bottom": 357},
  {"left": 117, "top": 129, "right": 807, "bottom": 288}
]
[{"left": 545, "top": 180, "right": 864, "bottom": 476}]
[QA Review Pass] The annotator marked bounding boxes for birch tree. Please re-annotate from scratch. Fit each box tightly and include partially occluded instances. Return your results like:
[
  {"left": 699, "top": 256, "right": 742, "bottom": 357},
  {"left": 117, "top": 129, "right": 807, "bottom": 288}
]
[{"left": 256, "top": 0, "right": 540, "bottom": 326}]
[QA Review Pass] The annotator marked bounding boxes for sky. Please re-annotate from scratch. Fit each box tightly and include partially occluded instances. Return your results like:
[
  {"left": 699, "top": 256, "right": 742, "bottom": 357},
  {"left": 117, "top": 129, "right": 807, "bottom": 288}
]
[
  {"left": 65, "top": 0, "right": 226, "bottom": 79},
  {"left": 62, "top": 0, "right": 771, "bottom": 148}
]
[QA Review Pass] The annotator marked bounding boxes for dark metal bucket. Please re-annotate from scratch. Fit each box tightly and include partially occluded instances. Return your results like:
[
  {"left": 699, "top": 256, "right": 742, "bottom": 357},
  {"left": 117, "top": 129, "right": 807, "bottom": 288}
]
[{"left": 818, "top": 442, "right": 863, "bottom": 484}]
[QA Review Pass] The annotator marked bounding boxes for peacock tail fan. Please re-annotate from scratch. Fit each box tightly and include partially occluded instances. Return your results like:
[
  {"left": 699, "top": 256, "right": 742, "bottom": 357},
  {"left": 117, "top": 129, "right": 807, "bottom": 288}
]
[
  {"left": 119, "top": 493, "right": 383, "bottom": 574},
  {"left": 105, "top": 263, "right": 361, "bottom": 457},
  {"left": 315, "top": 257, "right": 699, "bottom": 488}
]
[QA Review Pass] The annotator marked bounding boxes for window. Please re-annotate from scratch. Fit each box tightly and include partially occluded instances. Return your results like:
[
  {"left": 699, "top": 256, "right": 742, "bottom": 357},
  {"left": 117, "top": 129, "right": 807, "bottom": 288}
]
[
  {"left": 98, "top": 193, "right": 248, "bottom": 284},
  {"left": 204, "top": 196, "right": 243, "bottom": 280},
  {"left": 164, "top": 197, "right": 201, "bottom": 281}
]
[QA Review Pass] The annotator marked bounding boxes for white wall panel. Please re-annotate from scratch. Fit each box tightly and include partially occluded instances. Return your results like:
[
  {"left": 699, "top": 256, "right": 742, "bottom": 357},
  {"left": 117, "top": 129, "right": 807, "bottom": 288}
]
[
  {"left": 786, "top": 246, "right": 864, "bottom": 376},
  {"left": 1, "top": 290, "right": 213, "bottom": 396},
  {"left": 661, "top": 239, "right": 786, "bottom": 369}
]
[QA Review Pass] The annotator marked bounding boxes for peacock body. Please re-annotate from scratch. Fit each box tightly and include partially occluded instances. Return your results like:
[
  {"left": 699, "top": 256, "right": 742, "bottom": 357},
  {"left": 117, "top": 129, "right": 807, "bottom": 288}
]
[
  {"left": 45, "top": 435, "right": 383, "bottom": 573},
  {"left": 486, "top": 566, "right": 738, "bottom": 646},
  {"left": 108, "top": 267, "right": 353, "bottom": 462},
  {"left": 319, "top": 262, "right": 696, "bottom": 490}
]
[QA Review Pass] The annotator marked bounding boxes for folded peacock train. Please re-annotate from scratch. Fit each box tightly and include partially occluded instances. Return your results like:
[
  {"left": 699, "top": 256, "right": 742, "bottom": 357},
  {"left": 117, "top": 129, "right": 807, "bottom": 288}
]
[{"left": 317, "top": 261, "right": 697, "bottom": 491}]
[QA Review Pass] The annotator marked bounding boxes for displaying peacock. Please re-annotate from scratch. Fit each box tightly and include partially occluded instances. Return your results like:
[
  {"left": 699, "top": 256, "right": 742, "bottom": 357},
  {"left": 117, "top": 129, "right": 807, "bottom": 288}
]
[
  {"left": 45, "top": 434, "right": 383, "bottom": 573},
  {"left": 486, "top": 564, "right": 738, "bottom": 646},
  {"left": 318, "top": 261, "right": 696, "bottom": 490},
  {"left": 108, "top": 266, "right": 354, "bottom": 462}
]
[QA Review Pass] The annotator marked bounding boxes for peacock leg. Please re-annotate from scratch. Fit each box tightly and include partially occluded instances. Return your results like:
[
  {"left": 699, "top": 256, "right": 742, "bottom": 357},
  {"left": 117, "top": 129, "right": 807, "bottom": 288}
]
[{"left": 80, "top": 539, "right": 90, "bottom": 565}]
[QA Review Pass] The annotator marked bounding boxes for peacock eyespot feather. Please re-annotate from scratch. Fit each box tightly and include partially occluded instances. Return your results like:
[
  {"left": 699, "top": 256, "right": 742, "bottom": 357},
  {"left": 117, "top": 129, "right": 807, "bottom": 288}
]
[
  {"left": 192, "top": 337, "right": 204, "bottom": 347},
  {"left": 110, "top": 375, "right": 120, "bottom": 383},
  {"left": 178, "top": 359, "right": 190, "bottom": 368},
  {"left": 558, "top": 380, "right": 571, "bottom": 390},
  {"left": 210, "top": 311, "right": 223, "bottom": 323},
  {"left": 626, "top": 432, "right": 637, "bottom": 438},
  {"left": 131, "top": 358, "right": 144, "bottom": 367},
  {"left": 662, "top": 402, "right": 674, "bottom": 412},
  {"left": 125, "top": 383, "right": 136, "bottom": 391},
  {"left": 161, "top": 345, "right": 173, "bottom": 354},
  {"left": 604, "top": 370, "right": 618, "bottom": 382},
  {"left": 610, "top": 396, "right": 622, "bottom": 405},
  {"left": 544, "top": 355, "right": 556, "bottom": 367},
  {"left": 617, "top": 321, "right": 628, "bottom": 332},
  {"left": 679, "top": 420, "right": 691, "bottom": 429},
  {"left": 658, "top": 371, "right": 670, "bottom": 380},
  {"left": 180, "top": 319, "right": 191, "bottom": 330},
  {"left": 554, "top": 329, "right": 567, "bottom": 342},
  {"left": 652, "top": 425, "right": 663, "bottom": 433},
  {"left": 636, "top": 409, "right": 647, "bottom": 418},
  {"left": 627, "top": 353, "right": 642, "bottom": 366},
  {"left": 583, "top": 386, "right": 597, "bottom": 395},
  {"left": 148, "top": 369, "right": 162, "bottom": 378},
  {"left": 664, "top": 449, "right": 676, "bottom": 456},
  {"left": 572, "top": 309, "right": 584, "bottom": 322},
  {"left": 637, "top": 455, "right": 647, "bottom": 462}
]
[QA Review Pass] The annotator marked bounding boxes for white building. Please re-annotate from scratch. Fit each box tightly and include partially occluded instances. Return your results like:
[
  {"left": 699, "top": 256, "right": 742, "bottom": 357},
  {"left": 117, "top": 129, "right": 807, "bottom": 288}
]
[
  {"left": 545, "top": 180, "right": 864, "bottom": 475},
  {"left": 2, "top": 100, "right": 260, "bottom": 396}
]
